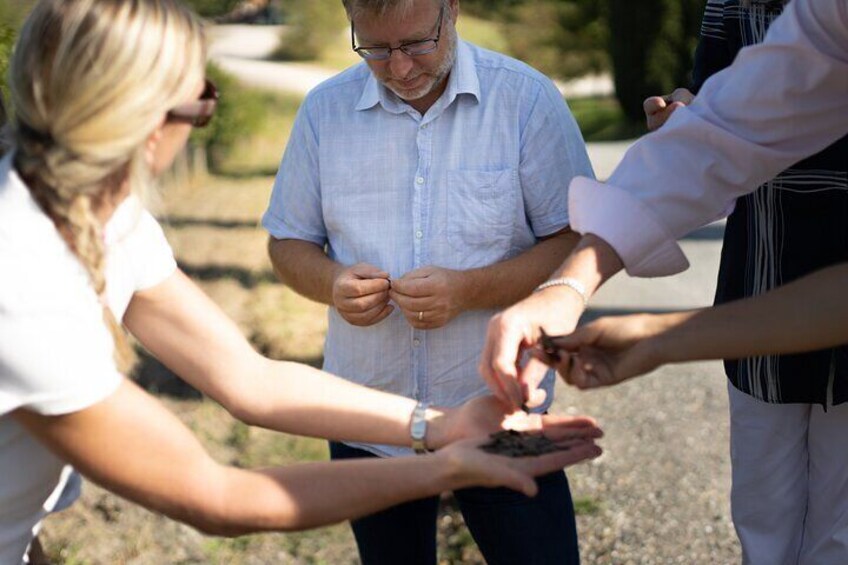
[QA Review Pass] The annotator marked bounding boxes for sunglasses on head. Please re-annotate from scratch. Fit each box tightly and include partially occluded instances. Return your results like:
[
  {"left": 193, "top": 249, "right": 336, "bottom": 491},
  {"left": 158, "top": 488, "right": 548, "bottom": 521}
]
[{"left": 166, "top": 79, "right": 218, "bottom": 128}]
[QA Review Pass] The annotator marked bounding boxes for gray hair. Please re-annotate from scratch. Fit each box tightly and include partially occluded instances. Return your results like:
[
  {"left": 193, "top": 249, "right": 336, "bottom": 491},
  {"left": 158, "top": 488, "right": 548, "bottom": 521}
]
[{"left": 342, "top": 0, "right": 445, "bottom": 21}]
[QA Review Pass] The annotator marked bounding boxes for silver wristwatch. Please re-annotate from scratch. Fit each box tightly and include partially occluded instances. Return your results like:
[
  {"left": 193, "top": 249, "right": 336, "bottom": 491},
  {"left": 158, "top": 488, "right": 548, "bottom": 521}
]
[{"left": 410, "top": 400, "right": 430, "bottom": 454}]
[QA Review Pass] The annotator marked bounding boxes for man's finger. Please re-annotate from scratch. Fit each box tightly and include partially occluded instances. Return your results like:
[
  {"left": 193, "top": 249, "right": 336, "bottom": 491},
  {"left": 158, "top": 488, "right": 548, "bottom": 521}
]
[
  {"left": 341, "top": 277, "right": 391, "bottom": 298},
  {"left": 388, "top": 291, "right": 434, "bottom": 311},
  {"left": 390, "top": 277, "right": 432, "bottom": 298},
  {"left": 643, "top": 95, "right": 667, "bottom": 116},
  {"left": 366, "top": 303, "right": 395, "bottom": 326},
  {"left": 337, "top": 289, "right": 390, "bottom": 313},
  {"left": 343, "top": 301, "right": 393, "bottom": 325},
  {"left": 349, "top": 264, "right": 390, "bottom": 279}
]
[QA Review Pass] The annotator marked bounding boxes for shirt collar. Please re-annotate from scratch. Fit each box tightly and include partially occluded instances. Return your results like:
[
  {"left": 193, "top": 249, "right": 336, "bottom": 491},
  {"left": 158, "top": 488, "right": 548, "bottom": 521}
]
[{"left": 355, "top": 40, "right": 480, "bottom": 113}]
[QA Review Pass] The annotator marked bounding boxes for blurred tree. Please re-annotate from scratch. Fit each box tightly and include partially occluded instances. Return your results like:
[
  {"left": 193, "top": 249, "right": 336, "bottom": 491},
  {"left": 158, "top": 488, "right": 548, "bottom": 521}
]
[
  {"left": 0, "top": 1, "right": 34, "bottom": 104},
  {"left": 608, "top": 0, "right": 704, "bottom": 121},
  {"left": 0, "top": 23, "right": 13, "bottom": 103},
  {"left": 462, "top": 0, "right": 524, "bottom": 17},
  {"left": 504, "top": 0, "right": 608, "bottom": 80},
  {"left": 183, "top": 0, "right": 241, "bottom": 18},
  {"left": 273, "top": 0, "right": 347, "bottom": 61},
  {"left": 188, "top": 64, "right": 266, "bottom": 174}
]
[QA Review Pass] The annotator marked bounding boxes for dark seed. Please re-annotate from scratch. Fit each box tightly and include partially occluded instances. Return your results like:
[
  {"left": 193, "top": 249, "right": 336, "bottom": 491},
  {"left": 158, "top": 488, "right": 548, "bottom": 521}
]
[{"left": 479, "top": 430, "right": 571, "bottom": 457}]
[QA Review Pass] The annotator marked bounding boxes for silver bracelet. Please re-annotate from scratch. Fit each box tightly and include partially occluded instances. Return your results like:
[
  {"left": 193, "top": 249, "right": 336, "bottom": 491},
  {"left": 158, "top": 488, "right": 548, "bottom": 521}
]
[{"left": 534, "top": 277, "right": 589, "bottom": 307}]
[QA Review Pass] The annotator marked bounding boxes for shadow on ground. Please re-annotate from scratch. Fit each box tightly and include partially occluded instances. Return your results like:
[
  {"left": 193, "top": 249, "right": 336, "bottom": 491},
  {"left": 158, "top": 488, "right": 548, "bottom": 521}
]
[
  {"left": 177, "top": 260, "right": 277, "bottom": 289},
  {"left": 158, "top": 215, "right": 260, "bottom": 230},
  {"left": 580, "top": 306, "right": 682, "bottom": 324},
  {"left": 133, "top": 348, "right": 325, "bottom": 399}
]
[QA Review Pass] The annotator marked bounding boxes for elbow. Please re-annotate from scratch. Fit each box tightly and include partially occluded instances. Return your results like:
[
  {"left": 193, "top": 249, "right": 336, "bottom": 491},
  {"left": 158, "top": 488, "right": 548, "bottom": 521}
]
[
  {"left": 222, "top": 382, "right": 268, "bottom": 429},
  {"left": 185, "top": 491, "right": 315, "bottom": 536},
  {"left": 188, "top": 516, "right": 253, "bottom": 538},
  {"left": 216, "top": 358, "right": 272, "bottom": 428}
]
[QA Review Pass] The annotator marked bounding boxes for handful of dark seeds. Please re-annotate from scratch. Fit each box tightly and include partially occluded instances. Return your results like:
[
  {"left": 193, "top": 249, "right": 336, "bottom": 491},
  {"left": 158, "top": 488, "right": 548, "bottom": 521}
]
[{"left": 479, "top": 430, "right": 570, "bottom": 457}]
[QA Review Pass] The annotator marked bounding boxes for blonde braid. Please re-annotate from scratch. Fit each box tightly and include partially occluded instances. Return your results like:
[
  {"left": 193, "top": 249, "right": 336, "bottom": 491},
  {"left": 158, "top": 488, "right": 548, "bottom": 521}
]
[{"left": 19, "top": 141, "right": 138, "bottom": 373}]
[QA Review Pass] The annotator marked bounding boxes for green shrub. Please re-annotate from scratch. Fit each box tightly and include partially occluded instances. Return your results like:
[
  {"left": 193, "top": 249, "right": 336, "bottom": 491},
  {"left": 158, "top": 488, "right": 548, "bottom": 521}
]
[
  {"left": 182, "top": 0, "right": 241, "bottom": 18},
  {"left": 0, "top": 1, "right": 34, "bottom": 104},
  {"left": 504, "top": 0, "right": 608, "bottom": 80},
  {"left": 0, "top": 22, "right": 13, "bottom": 104},
  {"left": 272, "top": 0, "right": 347, "bottom": 61},
  {"left": 190, "top": 64, "right": 267, "bottom": 173}
]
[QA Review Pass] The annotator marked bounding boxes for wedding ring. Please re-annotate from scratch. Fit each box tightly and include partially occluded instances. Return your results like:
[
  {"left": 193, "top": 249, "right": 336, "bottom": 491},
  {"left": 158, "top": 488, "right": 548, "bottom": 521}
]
[{"left": 418, "top": 311, "right": 424, "bottom": 322}]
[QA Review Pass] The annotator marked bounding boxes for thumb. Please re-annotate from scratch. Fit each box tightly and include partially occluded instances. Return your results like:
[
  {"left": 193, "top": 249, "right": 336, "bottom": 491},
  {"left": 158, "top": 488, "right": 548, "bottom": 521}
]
[
  {"left": 550, "top": 324, "right": 599, "bottom": 353},
  {"left": 525, "top": 387, "right": 548, "bottom": 409},
  {"left": 351, "top": 263, "right": 389, "bottom": 280},
  {"left": 643, "top": 95, "right": 667, "bottom": 116},
  {"left": 399, "top": 266, "right": 431, "bottom": 281}
]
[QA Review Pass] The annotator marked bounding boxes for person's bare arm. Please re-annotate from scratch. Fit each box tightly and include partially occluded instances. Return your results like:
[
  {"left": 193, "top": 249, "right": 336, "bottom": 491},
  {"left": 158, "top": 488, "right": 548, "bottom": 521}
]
[
  {"left": 267, "top": 237, "right": 392, "bottom": 326},
  {"left": 15, "top": 380, "right": 602, "bottom": 535},
  {"left": 123, "top": 270, "right": 603, "bottom": 448},
  {"left": 550, "top": 263, "right": 848, "bottom": 388},
  {"left": 479, "top": 233, "right": 624, "bottom": 407},
  {"left": 391, "top": 229, "right": 581, "bottom": 330}
]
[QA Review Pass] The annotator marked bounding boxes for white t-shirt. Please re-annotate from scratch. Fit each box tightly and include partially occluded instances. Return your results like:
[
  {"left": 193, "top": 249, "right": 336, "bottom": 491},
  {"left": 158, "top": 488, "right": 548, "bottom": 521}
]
[{"left": 0, "top": 153, "right": 177, "bottom": 564}]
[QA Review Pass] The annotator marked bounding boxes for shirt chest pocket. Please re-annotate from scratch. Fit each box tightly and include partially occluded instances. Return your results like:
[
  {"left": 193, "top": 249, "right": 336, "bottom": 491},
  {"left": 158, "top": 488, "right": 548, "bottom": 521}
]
[{"left": 445, "top": 168, "right": 517, "bottom": 254}]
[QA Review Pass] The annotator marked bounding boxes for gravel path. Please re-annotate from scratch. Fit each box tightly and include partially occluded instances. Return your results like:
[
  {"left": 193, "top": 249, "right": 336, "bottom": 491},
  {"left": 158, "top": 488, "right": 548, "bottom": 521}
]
[{"left": 556, "top": 232, "right": 741, "bottom": 563}]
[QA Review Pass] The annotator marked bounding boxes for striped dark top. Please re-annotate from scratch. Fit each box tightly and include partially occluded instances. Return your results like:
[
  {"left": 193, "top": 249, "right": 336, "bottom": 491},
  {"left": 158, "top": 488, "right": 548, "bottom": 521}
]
[{"left": 694, "top": 0, "right": 848, "bottom": 406}]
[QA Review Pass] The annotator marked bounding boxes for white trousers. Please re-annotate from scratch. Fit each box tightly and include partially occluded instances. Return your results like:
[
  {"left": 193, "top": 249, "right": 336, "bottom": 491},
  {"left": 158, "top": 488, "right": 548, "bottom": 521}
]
[{"left": 728, "top": 382, "right": 848, "bottom": 564}]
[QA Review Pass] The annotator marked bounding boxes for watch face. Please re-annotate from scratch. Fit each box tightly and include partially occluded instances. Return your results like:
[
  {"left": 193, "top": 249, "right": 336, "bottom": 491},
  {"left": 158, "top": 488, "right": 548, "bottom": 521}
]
[{"left": 411, "top": 401, "right": 429, "bottom": 451}]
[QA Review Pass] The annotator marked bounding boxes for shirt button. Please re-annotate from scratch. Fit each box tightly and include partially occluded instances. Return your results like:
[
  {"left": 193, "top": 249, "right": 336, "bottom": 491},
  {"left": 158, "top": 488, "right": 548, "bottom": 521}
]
[
  {"left": 415, "top": 230, "right": 423, "bottom": 239},
  {"left": 415, "top": 177, "right": 424, "bottom": 185},
  {"left": 421, "top": 124, "right": 428, "bottom": 130},
  {"left": 413, "top": 339, "right": 421, "bottom": 347}
]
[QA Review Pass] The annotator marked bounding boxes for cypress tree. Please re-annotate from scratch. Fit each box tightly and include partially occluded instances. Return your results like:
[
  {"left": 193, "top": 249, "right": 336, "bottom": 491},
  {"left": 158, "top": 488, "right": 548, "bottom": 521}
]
[{"left": 608, "top": 0, "right": 703, "bottom": 122}]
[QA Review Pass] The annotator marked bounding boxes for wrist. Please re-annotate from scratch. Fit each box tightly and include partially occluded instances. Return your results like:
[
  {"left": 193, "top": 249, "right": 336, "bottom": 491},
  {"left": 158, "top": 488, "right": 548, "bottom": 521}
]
[
  {"left": 450, "top": 268, "right": 474, "bottom": 312},
  {"left": 528, "top": 285, "right": 586, "bottom": 333},
  {"left": 431, "top": 448, "right": 476, "bottom": 491},
  {"left": 328, "top": 264, "right": 346, "bottom": 303},
  {"left": 423, "top": 406, "right": 452, "bottom": 450},
  {"left": 534, "top": 277, "right": 589, "bottom": 308},
  {"left": 650, "top": 311, "right": 697, "bottom": 365},
  {"left": 410, "top": 400, "right": 441, "bottom": 453}
]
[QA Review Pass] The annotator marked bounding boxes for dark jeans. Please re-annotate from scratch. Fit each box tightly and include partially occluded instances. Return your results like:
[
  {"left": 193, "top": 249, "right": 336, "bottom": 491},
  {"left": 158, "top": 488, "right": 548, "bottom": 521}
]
[{"left": 329, "top": 442, "right": 580, "bottom": 565}]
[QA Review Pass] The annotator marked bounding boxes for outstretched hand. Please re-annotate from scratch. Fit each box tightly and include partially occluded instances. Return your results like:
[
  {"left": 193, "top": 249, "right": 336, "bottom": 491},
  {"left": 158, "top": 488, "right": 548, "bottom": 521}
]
[
  {"left": 437, "top": 435, "right": 603, "bottom": 497},
  {"left": 479, "top": 287, "right": 586, "bottom": 410},
  {"left": 535, "top": 314, "right": 667, "bottom": 389},
  {"left": 434, "top": 394, "right": 603, "bottom": 450}
]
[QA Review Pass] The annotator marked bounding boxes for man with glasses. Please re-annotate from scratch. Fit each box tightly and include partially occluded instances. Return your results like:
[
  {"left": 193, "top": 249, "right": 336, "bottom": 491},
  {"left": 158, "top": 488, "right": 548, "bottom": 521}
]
[{"left": 263, "top": 1, "right": 593, "bottom": 562}]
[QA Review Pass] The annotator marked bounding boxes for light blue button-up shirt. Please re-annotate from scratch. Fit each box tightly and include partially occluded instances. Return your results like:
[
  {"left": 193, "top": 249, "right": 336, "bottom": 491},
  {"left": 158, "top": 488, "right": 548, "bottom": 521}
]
[{"left": 263, "top": 40, "right": 594, "bottom": 456}]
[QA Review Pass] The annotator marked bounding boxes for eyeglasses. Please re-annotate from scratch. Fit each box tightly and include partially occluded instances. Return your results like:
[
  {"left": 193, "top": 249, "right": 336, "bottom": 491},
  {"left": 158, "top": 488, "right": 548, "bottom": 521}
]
[
  {"left": 352, "top": 5, "right": 444, "bottom": 61},
  {"left": 166, "top": 79, "right": 219, "bottom": 128}
]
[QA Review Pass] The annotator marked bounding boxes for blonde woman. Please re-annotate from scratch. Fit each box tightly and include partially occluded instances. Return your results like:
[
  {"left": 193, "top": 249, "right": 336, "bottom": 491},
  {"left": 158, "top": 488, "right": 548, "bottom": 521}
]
[{"left": 0, "top": 1, "right": 603, "bottom": 563}]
